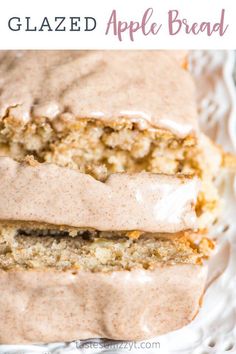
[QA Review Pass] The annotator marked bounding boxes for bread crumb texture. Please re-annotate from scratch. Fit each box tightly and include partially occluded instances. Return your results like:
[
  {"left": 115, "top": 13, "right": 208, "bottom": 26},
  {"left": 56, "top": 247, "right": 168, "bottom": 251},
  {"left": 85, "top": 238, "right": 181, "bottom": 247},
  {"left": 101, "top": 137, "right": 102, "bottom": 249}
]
[{"left": 0, "top": 226, "right": 213, "bottom": 271}]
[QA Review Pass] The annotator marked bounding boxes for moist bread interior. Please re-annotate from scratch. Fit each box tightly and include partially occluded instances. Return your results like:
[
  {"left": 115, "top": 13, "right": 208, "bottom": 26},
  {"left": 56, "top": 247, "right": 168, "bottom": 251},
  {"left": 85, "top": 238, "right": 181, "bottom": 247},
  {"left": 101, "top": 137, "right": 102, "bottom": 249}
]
[{"left": 0, "top": 226, "right": 213, "bottom": 271}]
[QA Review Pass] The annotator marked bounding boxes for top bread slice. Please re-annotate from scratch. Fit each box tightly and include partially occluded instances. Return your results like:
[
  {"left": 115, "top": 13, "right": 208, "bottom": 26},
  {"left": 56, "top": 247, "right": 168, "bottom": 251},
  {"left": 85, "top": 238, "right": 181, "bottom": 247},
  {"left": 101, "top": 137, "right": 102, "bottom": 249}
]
[{"left": 0, "top": 51, "right": 224, "bottom": 229}]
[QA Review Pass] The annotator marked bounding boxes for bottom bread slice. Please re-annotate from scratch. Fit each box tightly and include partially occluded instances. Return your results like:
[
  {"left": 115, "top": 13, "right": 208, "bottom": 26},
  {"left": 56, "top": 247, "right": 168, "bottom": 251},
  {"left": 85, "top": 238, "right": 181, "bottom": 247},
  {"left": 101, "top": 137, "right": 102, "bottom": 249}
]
[{"left": 0, "top": 230, "right": 208, "bottom": 343}]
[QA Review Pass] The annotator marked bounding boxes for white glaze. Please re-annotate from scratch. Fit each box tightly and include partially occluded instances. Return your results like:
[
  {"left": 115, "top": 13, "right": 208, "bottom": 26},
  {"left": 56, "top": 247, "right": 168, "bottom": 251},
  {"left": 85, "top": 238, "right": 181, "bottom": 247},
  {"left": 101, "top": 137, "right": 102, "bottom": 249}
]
[
  {"left": 0, "top": 51, "right": 198, "bottom": 138},
  {"left": 0, "top": 157, "right": 199, "bottom": 233}
]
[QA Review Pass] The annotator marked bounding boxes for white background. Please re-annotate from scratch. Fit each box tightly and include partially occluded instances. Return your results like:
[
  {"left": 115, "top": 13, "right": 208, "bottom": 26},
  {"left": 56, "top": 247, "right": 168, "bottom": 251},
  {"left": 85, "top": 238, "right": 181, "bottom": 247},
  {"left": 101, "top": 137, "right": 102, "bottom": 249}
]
[{"left": 0, "top": 0, "right": 235, "bottom": 49}]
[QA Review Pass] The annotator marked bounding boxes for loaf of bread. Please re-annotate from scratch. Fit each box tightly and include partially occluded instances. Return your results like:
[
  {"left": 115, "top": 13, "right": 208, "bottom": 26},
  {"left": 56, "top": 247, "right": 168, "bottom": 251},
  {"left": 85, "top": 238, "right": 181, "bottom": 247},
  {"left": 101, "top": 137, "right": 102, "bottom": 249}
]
[{"left": 0, "top": 50, "right": 228, "bottom": 344}]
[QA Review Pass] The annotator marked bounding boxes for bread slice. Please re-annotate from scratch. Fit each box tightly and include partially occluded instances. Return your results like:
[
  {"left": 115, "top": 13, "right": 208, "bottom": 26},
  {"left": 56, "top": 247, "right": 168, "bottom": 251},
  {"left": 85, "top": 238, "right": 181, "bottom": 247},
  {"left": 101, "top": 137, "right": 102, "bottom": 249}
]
[
  {"left": 0, "top": 51, "right": 225, "bottom": 229},
  {"left": 0, "top": 228, "right": 210, "bottom": 343}
]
